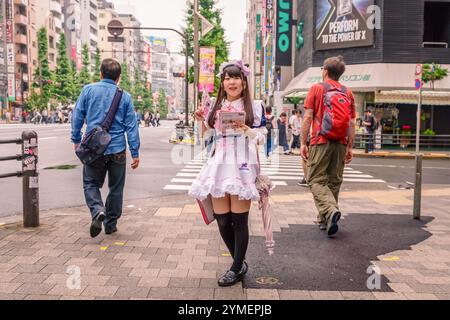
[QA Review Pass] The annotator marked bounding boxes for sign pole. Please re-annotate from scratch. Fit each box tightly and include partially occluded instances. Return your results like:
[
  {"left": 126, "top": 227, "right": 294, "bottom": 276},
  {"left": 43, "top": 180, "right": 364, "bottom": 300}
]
[
  {"left": 194, "top": 0, "right": 200, "bottom": 116},
  {"left": 413, "top": 64, "right": 423, "bottom": 220}
]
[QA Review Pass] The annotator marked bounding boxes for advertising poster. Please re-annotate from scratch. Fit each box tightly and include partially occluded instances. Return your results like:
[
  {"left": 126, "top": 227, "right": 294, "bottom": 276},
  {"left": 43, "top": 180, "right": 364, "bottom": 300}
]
[
  {"left": 198, "top": 47, "right": 216, "bottom": 93},
  {"left": 315, "top": 0, "right": 374, "bottom": 50}
]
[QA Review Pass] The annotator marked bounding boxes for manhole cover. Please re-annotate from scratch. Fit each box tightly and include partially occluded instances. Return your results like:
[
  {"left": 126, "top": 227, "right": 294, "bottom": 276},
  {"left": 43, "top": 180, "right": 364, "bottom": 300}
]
[{"left": 256, "top": 277, "right": 280, "bottom": 285}]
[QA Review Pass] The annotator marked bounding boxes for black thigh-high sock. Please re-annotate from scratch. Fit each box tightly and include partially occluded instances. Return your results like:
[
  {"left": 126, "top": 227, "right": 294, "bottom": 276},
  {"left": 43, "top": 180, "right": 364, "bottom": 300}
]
[
  {"left": 230, "top": 212, "right": 249, "bottom": 273},
  {"left": 213, "top": 213, "right": 235, "bottom": 258}
]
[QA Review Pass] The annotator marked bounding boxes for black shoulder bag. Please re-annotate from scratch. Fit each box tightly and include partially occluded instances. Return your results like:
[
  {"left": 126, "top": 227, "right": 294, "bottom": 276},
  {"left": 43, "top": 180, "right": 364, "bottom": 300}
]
[{"left": 76, "top": 88, "right": 124, "bottom": 165}]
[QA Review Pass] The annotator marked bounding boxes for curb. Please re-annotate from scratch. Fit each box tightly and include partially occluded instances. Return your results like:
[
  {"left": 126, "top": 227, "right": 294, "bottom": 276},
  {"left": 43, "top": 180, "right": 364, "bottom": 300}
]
[{"left": 354, "top": 152, "right": 450, "bottom": 160}]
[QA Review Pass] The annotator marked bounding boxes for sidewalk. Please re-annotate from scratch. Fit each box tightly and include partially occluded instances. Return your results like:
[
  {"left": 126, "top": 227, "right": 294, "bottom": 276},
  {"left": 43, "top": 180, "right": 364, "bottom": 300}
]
[
  {"left": 1, "top": 187, "right": 450, "bottom": 300},
  {"left": 354, "top": 149, "right": 450, "bottom": 159}
]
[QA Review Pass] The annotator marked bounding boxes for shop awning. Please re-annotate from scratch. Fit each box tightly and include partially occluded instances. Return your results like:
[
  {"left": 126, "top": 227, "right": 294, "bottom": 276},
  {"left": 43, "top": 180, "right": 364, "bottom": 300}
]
[
  {"left": 375, "top": 90, "right": 450, "bottom": 106},
  {"left": 283, "top": 63, "right": 450, "bottom": 96},
  {"left": 284, "top": 91, "right": 308, "bottom": 99}
]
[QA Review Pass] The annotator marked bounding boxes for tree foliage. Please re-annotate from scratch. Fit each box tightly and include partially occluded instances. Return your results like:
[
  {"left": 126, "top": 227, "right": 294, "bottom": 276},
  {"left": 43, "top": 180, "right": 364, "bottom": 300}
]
[
  {"left": 158, "top": 88, "right": 168, "bottom": 118},
  {"left": 55, "top": 33, "right": 76, "bottom": 104},
  {"left": 78, "top": 44, "right": 91, "bottom": 87},
  {"left": 422, "top": 63, "right": 449, "bottom": 90},
  {"left": 92, "top": 48, "right": 102, "bottom": 83}
]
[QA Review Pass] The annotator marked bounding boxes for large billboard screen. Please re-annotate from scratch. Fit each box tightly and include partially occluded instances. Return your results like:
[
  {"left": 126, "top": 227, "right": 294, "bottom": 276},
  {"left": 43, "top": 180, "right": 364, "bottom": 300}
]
[{"left": 315, "top": 0, "right": 374, "bottom": 50}]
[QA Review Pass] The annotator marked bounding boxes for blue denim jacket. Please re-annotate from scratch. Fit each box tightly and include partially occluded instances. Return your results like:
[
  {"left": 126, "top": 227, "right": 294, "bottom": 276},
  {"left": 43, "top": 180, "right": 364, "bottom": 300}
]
[{"left": 71, "top": 79, "right": 140, "bottom": 158}]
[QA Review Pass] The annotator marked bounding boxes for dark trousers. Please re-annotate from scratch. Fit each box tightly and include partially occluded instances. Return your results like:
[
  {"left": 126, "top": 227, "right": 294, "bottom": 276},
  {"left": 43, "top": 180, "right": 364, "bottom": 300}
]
[
  {"left": 291, "top": 134, "right": 301, "bottom": 149},
  {"left": 366, "top": 130, "right": 375, "bottom": 152},
  {"left": 83, "top": 151, "right": 126, "bottom": 231}
]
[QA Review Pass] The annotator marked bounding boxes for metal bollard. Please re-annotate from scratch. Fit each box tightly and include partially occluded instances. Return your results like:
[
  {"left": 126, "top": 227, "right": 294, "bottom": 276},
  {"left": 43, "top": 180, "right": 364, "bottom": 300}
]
[
  {"left": 21, "top": 131, "right": 39, "bottom": 228},
  {"left": 413, "top": 154, "right": 423, "bottom": 220}
]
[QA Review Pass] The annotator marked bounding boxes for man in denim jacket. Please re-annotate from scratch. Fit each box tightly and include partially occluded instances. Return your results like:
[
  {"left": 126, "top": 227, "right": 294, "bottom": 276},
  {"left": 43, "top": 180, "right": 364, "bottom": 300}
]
[{"left": 71, "top": 59, "right": 141, "bottom": 238}]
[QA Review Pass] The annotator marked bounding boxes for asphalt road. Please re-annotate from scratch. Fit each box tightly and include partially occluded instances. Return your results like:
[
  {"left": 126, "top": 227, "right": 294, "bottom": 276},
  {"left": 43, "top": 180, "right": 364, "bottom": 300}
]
[{"left": 0, "top": 122, "right": 449, "bottom": 218}]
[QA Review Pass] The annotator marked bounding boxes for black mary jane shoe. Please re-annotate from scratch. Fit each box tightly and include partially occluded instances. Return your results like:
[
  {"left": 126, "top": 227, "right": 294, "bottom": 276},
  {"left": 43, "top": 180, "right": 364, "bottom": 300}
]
[
  {"left": 218, "top": 262, "right": 248, "bottom": 287},
  {"left": 218, "top": 270, "right": 242, "bottom": 287}
]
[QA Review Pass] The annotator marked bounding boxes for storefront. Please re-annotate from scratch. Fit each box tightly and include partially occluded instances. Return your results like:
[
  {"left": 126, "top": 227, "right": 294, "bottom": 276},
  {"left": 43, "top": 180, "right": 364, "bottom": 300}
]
[
  {"left": 283, "top": 62, "right": 450, "bottom": 134},
  {"left": 281, "top": 0, "right": 450, "bottom": 134}
]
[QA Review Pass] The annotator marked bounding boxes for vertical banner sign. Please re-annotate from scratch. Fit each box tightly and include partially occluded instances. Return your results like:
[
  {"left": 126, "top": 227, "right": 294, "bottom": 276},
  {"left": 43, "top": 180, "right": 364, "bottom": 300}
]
[
  {"left": 315, "top": 0, "right": 374, "bottom": 50},
  {"left": 6, "top": 0, "right": 14, "bottom": 101},
  {"left": 276, "top": 0, "right": 293, "bottom": 66},
  {"left": 265, "top": 35, "right": 273, "bottom": 94},
  {"left": 256, "top": 14, "right": 262, "bottom": 51},
  {"left": 415, "top": 64, "right": 423, "bottom": 91},
  {"left": 198, "top": 47, "right": 216, "bottom": 93}
]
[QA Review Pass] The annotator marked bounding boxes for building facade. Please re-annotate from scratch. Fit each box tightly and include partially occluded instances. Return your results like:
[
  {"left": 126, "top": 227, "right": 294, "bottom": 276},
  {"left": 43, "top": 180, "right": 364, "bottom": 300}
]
[
  {"left": 285, "top": 0, "right": 450, "bottom": 135},
  {"left": 80, "top": 0, "right": 98, "bottom": 66},
  {"left": 97, "top": 0, "right": 120, "bottom": 61},
  {"left": 63, "top": 0, "right": 82, "bottom": 70}
]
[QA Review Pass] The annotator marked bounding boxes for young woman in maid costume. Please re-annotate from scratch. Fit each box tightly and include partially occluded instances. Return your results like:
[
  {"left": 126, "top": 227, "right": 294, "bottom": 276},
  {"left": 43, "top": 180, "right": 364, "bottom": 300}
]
[{"left": 189, "top": 61, "right": 267, "bottom": 287}]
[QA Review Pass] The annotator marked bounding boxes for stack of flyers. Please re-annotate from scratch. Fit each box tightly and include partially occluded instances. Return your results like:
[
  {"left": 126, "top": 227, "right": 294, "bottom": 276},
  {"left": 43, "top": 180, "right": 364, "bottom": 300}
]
[{"left": 219, "top": 111, "right": 246, "bottom": 136}]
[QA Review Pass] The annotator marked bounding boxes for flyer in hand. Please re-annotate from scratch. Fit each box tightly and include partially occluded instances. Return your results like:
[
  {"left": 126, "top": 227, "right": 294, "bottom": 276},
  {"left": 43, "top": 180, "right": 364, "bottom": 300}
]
[{"left": 219, "top": 111, "right": 246, "bottom": 136}]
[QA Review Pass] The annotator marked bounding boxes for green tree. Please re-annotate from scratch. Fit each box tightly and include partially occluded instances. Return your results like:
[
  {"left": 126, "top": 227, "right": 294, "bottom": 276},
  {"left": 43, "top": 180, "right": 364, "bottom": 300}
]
[
  {"left": 143, "top": 72, "right": 153, "bottom": 110},
  {"left": 120, "top": 60, "right": 132, "bottom": 92},
  {"left": 32, "top": 27, "right": 54, "bottom": 110},
  {"left": 183, "top": 0, "right": 229, "bottom": 94},
  {"left": 132, "top": 68, "right": 146, "bottom": 112},
  {"left": 158, "top": 88, "right": 168, "bottom": 118},
  {"left": 78, "top": 44, "right": 91, "bottom": 87},
  {"left": 92, "top": 48, "right": 102, "bottom": 83},
  {"left": 70, "top": 60, "right": 81, "bottom": 100},
  {"left": 422, "top": 63, "right": 449, "bottom": 90},
  {"left": 54, "top": 32, "right": 76, "bottom": 104}
]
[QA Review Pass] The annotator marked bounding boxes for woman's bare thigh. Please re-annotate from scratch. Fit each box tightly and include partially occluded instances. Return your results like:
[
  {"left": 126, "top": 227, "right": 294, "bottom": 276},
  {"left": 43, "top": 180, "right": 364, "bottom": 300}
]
[
  {"left": 212, "top": 194, "right": 231, "bottom": 215},
  {"left": 230, "top": 195, "right": 252, "bottom": 214}
]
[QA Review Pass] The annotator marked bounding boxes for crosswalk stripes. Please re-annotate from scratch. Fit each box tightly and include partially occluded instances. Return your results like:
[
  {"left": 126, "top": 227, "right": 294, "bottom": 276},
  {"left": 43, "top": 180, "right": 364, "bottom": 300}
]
[{"left": 164, "top": 152, "right": 386, "bottom": 191}]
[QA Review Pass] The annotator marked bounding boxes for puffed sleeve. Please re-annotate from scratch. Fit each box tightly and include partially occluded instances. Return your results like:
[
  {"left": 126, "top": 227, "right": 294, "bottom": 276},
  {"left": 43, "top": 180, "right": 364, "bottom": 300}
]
[{"left": 244, "top": 101, "right": 268, "bottom": 144}]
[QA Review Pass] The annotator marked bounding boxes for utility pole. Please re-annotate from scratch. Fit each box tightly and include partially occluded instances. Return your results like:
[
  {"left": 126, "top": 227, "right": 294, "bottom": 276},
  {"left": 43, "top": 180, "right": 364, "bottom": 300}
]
[
  {"left": 413, "top": 64, "right": 423, "bottom": 220},
  {"left": 193, "top": 0, "right": 199, "bottom": 112},
  {"left": 0, "top": 0, "right": 8, "bottom": 118}
]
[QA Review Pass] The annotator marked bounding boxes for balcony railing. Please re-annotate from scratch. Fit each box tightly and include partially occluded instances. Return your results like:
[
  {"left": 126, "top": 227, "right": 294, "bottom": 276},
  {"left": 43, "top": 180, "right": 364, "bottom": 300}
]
[
  {"left": 50, "top": 0, "right": 62, "bottom": 14},
  {"left": 14, "top": 14, "right": 27, "bottom": 26},
  {"left": 14, "top": 0, "right": 27, "bottom": 6},
  {"left": 354, "top": 133, "right": 450, "bottom": 152},
  {"left": 15, "top": 53, "right": 28, "bottom": 65},
  {"left": 14, "top": 34, "right": 27, "bottom": 45}
]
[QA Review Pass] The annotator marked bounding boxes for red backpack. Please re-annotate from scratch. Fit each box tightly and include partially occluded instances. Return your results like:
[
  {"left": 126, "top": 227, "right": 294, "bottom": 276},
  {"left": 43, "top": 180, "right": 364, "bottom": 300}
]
[{"left": 317, "top": 82, "right": 352, "bottom": 141}]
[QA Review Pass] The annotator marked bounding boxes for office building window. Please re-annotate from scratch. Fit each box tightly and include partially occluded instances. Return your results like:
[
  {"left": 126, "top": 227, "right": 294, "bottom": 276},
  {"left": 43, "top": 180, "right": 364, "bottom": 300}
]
[{"left": 423, "top": 2, "right": 450, "bottom": 47}]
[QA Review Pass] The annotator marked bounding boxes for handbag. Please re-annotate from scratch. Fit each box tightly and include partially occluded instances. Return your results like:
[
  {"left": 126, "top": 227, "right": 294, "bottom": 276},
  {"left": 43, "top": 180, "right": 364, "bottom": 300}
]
[
  {"left": 76, "top": 88, "right": 123, "bottom": 165},
  {"left": 197, "top": 195, "right": 215, "bottom": 225}
]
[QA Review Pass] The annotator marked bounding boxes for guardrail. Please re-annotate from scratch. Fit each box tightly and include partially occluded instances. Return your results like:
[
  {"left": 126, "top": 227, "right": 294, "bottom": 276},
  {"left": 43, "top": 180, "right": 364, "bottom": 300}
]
[
  {"left": 0, "top": 131, "right": 39, "bottom": 227},
  {"left": 354, "top": 133, "right": 450, "bottom": 152}
]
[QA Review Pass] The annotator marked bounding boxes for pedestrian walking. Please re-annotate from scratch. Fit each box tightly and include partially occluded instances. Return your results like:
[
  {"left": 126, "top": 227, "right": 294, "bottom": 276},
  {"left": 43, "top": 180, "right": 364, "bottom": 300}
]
[
  {"left": 290, "top": 110, "right": 302, "bottom": 155},
  {"left": 71, "top": 59, "right": 141, "bottom": 238},
  {"left": 300, "top": 56, "right": 356, "bottom": 237},
  {"left": 265, "top": 106, "right": 276, "bottom": 159},
  {"left": 5, "top": 111, "right": 11, "bottom": 124},
  {"left": 42, "top": 109, "right": 48, "bottom": 124},
  {"left": 156, "top": 111, "right": 161, "bottom": 127},
  {"left": 190, "top": 61, "right": 267, "bottom": 287},
  {"left": 363, "top": 109, "right": 376, "bottom": 153},
  {"left": 276, "top": 112, "right": 290, "bottom": 155}
]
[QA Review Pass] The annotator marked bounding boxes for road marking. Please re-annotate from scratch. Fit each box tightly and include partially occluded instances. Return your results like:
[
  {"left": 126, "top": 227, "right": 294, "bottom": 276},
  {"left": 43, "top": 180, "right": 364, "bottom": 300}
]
[
  {"left": 164, "top": 185, "right": 191, "bottom": 191},
  {"left": 177, "top": 173, "right": 199, "bottom": 177},
  {"left": 40, "top": 137, "right": 57, "bottom": 140},
  {"left": 268, "top": 175, "right": 376, "bottom": 180},
  {"left": 171, "top": 178, "right": 196, "bottom": 183}
]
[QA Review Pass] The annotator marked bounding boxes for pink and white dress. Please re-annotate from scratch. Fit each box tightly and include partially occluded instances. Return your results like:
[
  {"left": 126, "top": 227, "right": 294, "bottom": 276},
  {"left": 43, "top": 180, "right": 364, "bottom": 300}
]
[{"left": 189, "top": 98, "right": 267, "bottom": 201}]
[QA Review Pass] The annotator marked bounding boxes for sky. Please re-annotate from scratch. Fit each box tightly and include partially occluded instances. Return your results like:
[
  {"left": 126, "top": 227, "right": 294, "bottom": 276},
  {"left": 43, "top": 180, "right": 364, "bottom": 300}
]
[{"left": 111, "top": 0, "right": 247, "bottom": 61}]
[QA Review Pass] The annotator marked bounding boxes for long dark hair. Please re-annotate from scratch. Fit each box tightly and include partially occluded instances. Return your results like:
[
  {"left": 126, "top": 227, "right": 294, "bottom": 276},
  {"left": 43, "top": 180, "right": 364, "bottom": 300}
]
[{"left": 207, "top": 65, "right": 254, "bottom": 129}]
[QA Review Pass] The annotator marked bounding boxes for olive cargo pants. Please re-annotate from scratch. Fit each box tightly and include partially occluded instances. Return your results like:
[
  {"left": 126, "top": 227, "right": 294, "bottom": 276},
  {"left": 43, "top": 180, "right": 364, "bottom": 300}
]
[{"left": 307, "top": 142, "right": 347, "bottom": 224}]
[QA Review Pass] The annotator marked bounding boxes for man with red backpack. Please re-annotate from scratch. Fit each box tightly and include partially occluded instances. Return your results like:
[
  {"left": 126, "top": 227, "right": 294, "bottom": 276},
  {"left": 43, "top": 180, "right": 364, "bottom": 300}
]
[{"left": 300, "top": 56, "right": 356, "bottom": 237}]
